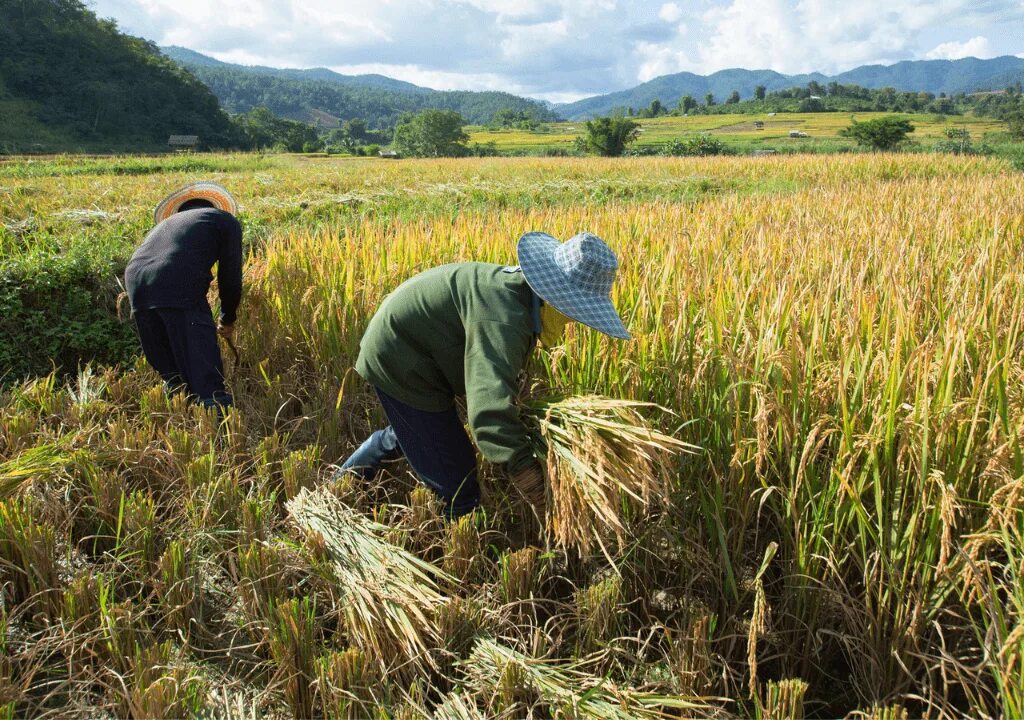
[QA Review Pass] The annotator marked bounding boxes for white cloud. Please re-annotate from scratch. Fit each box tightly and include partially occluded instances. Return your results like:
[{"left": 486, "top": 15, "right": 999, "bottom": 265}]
[
  {"left": 635, "top": 41, "right": 692, "bottom": 82},
  {"left": 924, "top": 36, "right": 993, "bottom": 60},
  {"left": 88, "top": 0, "right": 1024, "bottom": 98},
  {"left": 658, "top": 3, "right": 683, "bottom": 23}
]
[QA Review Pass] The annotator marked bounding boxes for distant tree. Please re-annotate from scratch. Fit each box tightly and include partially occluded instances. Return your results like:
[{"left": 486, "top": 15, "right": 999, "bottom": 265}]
[
  {"left": 234, "top": 106, "right": 317, "bottom": 151},
  {"left": 808, "top": 80, "right": 825, "bottom": 96},
  {"left": 344, "top": 118, "right": 369, "bottom": 141},
  {"left": 491, "top": 107, "right": 539, "bottom": 129},
  {"left": 704, "top": 92, "right": 715, "bottom": 107},
  {"left": 1008, "top": 113, "right": 1024, "bottom": 140},
  {"left": 826, "top": 81, "right": 840, "bottom": 97},
  {"left": 584, "top": 116, "right": 640, "bottom": 156},
  {"left": 392, "top": 109, "right": 469, "bottom": 157},
  {"left": 839, "top": 116, "right": 915, "bottom": 150},
  {"left": 677, "top": 95, "right": 697, "bottom": 114},
  {"left": 663, "top": 135, "right": 727, "bottom": 156},
  {"left": 726, "top": 90, "right": 741, "bottom": 104},
  {"left": 798, "top": 97, "right": 825, "bottom": 112},
  {"left": 754, "top": 85, "right": 766, "bottom": 101},
  {"left": 648, "top": 98, "right": 665, "bottom": 117}
]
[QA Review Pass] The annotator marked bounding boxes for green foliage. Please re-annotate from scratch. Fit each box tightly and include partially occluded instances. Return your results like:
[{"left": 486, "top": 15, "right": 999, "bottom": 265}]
[
  {"left": 392, "top": 110, "right": 469, "bottom": 158},
  {"left": 490, "top": 108, "right": 541, "bottom": 130},
  {"left": 584, "top": 117, "right": 640, "bottom": 157},
  {"left": 0, "top": 252, "right": 137, "bottom": 380},
  {"left": 0, "top": 0, "right": 239, "bottom": 152},
  {"left": 663, "top": 135, "right": 728, "bottom": 157},
  {"left": 839, "top": 116, "right": 916, "bottom": 150},
  {"left": 933, "top": 127, "right": 978, "bottom": 155},
  {"left": 676, "top": 95, "right": 697, "bottom": 114},
  {"left": 173, "top": 58, "right": 560, "bottom": 129},
  {"left": 1009, "top": 113, "right": 1024, "bottom": 140},
  {"left": 234, "top": 107, "right": 318, "bottom": 152}
]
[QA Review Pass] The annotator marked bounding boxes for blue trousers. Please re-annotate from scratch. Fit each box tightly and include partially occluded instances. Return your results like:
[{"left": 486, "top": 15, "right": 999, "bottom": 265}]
[
  {"left": 341, "top": 387, "right": 479, "bottom": 518},
  {"left": 133, "top": 307, "right": 232, "bottom": 408}
]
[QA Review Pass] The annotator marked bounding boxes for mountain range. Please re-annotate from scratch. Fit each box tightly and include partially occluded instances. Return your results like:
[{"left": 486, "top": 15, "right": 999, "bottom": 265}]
[
  {"left": 556, "top": 56, "right": 1024, "bottom": 119},
  {"left": 163, "top": 48, "right": 1024, "bottom": 124},
  {"left": 160, "top": 46, "right": 559, "bottom": 128}
]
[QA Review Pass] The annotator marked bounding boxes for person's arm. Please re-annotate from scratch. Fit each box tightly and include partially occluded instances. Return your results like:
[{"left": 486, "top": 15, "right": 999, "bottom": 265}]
[
  {"left": 463, "top": 320, "right": 537, "bottom": 472},
  {"left": 217, "top": 215, "right": 243, "bottom": 326}
]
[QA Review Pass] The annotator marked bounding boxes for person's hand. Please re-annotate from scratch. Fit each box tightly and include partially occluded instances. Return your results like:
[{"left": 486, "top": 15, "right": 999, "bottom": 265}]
[
  {"left": 510, "top": 463, "right": 547, "bottom": 522},
  {"left": 217, "top": 322, "right": 235, "bottom": 340}
]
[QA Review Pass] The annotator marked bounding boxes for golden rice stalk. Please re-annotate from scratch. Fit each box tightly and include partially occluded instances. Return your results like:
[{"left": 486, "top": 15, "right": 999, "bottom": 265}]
[
  {"left": 0, "top": 445, "right": 73, "bottom": 499},
  {"left": 760, "top": 678, "right": 808, "bottom": 720},
  {"left": 461, "top": 637, "right": 710, "bottom": 719},
  {"left": 525, "top": 396, "right": 698, "bottom": 554},
  {"left": 286, "top": 487, "right": 453, "bottom": 677},
  {"left": 432, "top": 691, "right": 490, "bottom": 720}
]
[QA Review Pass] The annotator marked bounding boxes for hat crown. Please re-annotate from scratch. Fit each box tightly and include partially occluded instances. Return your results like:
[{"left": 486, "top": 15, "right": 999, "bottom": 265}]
[{"left": 552, "top": 232, "right": 619, "bottom": 295}]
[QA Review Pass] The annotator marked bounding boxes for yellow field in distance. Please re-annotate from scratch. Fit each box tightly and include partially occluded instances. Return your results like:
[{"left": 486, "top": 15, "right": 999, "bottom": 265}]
[{"left": 467, "top": 111, "right": 1009, "bottom": 150}]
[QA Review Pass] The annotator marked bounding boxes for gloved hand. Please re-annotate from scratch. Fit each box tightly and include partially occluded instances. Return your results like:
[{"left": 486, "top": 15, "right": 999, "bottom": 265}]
[{"left": 509, "top": 463, "right": 547, "bottom": 522}]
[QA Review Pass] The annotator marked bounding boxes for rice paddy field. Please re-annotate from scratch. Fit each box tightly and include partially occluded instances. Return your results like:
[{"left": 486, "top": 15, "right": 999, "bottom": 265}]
[
  {"left": 1, "top": 151, "right": 1024, "bottom": 718},
  {"left": 465, "top": 112, "right": 1009, "bottom": 153}
]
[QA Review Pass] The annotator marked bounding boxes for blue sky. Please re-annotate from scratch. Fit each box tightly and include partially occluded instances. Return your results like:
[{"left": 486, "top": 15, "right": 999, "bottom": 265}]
[{"left": 89, "top": 0, "right": 1024, "bottom": 102}]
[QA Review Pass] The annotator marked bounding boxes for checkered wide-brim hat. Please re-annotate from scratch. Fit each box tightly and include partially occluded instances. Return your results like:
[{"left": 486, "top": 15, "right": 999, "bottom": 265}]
[
  {"left": 517, "top": 231, "right": 630, "bottom": 340},
  {"left": 154, "top": 182, "right": 237, "bottom": 224}
]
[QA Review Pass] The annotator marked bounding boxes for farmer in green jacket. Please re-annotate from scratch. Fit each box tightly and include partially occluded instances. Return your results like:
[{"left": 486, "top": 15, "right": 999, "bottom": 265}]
[{"left": 338, "top": 231, "right": 630, "bottom": 519}]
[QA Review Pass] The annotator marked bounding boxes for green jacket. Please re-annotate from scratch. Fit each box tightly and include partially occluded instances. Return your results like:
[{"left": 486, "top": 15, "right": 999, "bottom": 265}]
[{"left": 355, "top": 262, "right": 539, "bottom": 471}]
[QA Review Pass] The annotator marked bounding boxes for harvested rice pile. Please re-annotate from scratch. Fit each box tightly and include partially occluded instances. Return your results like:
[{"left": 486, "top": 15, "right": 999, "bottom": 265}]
[
  {"left": 287, "top": 487, "right": 452, "bottom": 676},
  {"left": 525, "top": 396, "right": 698, "bottom": 555}
]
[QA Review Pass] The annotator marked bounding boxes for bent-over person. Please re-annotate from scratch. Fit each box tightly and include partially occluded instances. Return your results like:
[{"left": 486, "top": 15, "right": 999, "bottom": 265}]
[
  {"left": 125, "top": 183, "right": 242, "bottom": 410},
  {"left": 338, "top": 231, "right": 631, "bottom": 519}
]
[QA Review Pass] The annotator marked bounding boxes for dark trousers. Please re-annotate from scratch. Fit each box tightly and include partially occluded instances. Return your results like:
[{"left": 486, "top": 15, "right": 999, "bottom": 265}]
[
  {"left": 133, "top": 307, "right": 231, "bottom": 408},
  {"left": 340, "top": 387, "right": 479, "bottom": 518}
]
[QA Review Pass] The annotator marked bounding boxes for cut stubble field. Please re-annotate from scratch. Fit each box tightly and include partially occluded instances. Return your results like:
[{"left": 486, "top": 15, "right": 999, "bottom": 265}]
[{"left": 0, "top": 152, "right": 1023, "bottom": 718}]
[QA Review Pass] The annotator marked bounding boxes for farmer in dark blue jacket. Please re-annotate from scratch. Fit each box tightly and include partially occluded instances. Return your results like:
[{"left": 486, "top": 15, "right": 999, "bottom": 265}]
[{"left": 125, "top": 183, "right": 242, "bottom": 410}]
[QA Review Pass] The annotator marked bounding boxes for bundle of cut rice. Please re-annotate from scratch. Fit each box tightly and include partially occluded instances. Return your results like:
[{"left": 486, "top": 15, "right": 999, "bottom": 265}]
[
  {"left": 286, "top": 487, "right": 453, "bottom": 677},
  {"left": 525, "top": 396, "right": 697, "bottom": 555},
  {"left": 460, "top": 637, "right": 711, "bottom": 719}
]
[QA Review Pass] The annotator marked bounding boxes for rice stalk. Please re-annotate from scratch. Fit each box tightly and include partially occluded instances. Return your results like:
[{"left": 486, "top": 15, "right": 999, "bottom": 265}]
[
  {"left": 758, "top": 678, "right": 808, "bottom": 720},
  {"left": 574, "top": 575, "right": 622, "bottom": 653},
  {"left": 267, "top": 596, "right": 318, "bottom": 719},
  {"left": 460, "top": 637, "right": 713, "bottom": 719},
  {"left": 287, "top": 487, "right": 452, "bottom": 677},
  {"left": 317, "top": 647, "right": 380, "bottom": 719},
  {"left": 525, "top": 396, "right": 698, "bottom": 554}
]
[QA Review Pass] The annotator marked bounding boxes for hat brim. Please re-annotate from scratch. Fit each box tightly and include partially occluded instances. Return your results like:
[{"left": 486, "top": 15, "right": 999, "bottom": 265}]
[
  {"left": 154, "top": 182, "right": 238, "bottom": 224},
  {"left": 517, "top": 232, "right": 631, "bottom": 340}
]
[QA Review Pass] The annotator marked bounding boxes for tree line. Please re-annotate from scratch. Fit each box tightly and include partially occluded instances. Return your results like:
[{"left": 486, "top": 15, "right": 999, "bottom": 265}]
[{"left": 618, "top": 81, "right": 1024, "bottom": 122}]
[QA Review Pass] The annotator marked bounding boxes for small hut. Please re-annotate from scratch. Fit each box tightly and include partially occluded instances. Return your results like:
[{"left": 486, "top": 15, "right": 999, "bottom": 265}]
[{"left": 168, "top": 135, "right": 199, "bottom": 152}]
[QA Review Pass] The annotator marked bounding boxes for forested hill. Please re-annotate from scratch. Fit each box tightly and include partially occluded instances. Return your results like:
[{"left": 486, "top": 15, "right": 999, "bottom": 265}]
[
  {"left": 161, "top": 48, "right": 560, "bottom": 128},
  {"left": 559, "top": 56, "right": 1024, "bottom": 119},
  {"left": 0, "top": 0, "right": 238, "bottom": 152}
]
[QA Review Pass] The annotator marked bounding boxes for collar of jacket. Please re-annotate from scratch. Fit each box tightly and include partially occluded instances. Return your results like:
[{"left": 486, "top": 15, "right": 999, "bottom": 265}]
[{"left": 503, "top": 265, "right": 542, "bottom": 335}]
